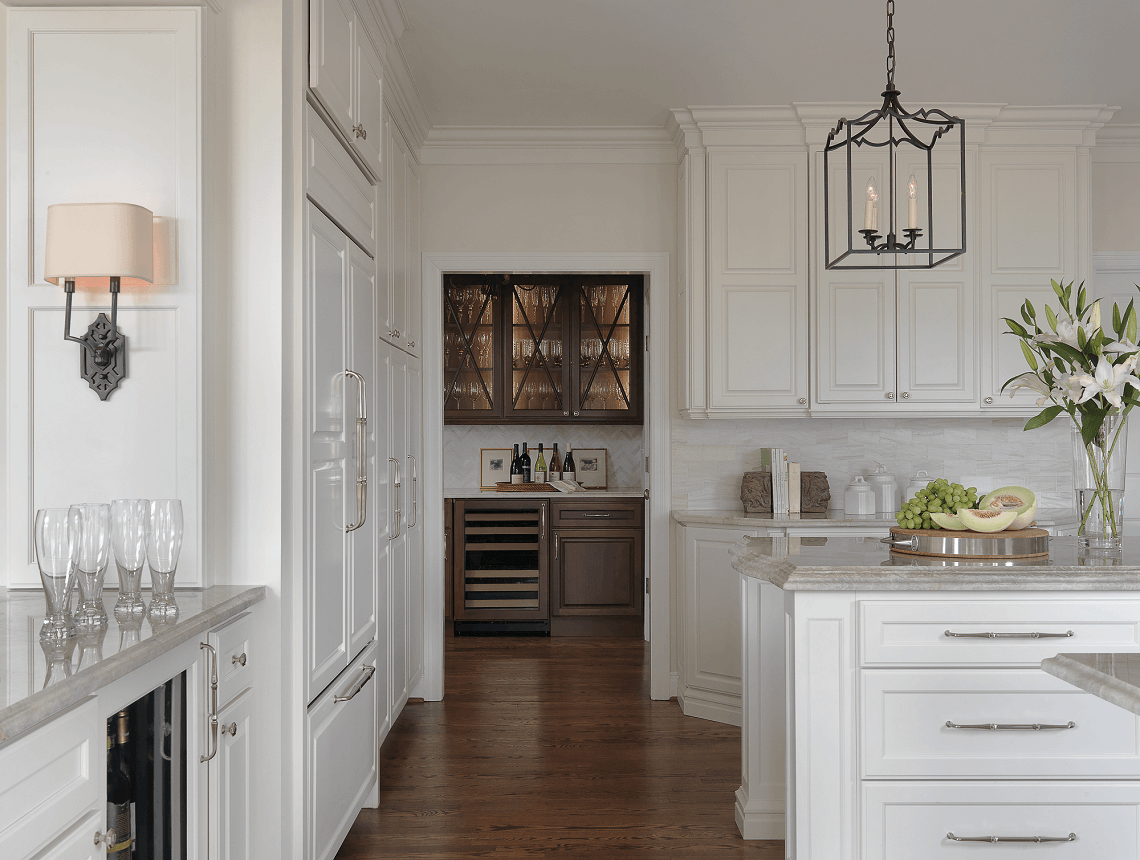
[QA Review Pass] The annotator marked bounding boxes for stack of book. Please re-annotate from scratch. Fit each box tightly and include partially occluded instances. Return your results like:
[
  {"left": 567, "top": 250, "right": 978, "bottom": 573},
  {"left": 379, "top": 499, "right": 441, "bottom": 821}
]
[{"left": 761, "top": 448, "right": 802, "bottom": 515}]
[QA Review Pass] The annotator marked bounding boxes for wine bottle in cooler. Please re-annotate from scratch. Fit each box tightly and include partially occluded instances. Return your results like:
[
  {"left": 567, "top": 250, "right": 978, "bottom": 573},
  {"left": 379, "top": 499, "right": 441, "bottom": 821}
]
[
  {"left": 549, "top": 444, "right": 562, "bottom": 481},
  {"left": 564, "top": 444, "right": 577, "bottom": 484},
  {"left": 106, "top": 710, "right": 133, "bottom": 860},
  {"left": 534, "top": 444, "right": 547, "bottom": 483},
  {"left": 520, "top": 443, "right": 532, "bottom": 483},
  {"left": 510, "top": 444, "right": 523, "bottom": 484}
]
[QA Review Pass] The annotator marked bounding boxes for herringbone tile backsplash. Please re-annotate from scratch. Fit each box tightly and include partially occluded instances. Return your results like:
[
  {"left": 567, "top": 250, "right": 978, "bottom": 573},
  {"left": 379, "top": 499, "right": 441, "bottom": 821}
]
[{"left": 444, "top": 424, "right": 645, "bottom": 489}]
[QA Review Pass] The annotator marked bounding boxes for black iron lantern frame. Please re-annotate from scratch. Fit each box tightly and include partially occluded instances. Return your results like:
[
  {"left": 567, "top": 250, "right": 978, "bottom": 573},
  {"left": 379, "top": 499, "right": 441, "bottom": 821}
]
[{"left": 823, "top": 0, "right": 966, "bottom": 270}]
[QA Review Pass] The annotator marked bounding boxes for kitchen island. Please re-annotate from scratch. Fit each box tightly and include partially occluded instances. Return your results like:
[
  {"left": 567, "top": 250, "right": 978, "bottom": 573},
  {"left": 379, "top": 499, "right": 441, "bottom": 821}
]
[{"left": 730, "top": 536, "right": 1140, "bottom": 857}]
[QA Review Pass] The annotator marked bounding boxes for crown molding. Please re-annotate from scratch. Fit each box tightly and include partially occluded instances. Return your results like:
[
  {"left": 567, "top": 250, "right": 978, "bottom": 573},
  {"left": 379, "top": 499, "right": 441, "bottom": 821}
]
[
  {"left": 1093, "top": 252, "right": 1140, "bottom": 274},
  {"left": 1093, "top": 125, "right": 1140, "bottom": 163},
  {"left": 418, "top": 125, "right": 677, "bottom": 165}
]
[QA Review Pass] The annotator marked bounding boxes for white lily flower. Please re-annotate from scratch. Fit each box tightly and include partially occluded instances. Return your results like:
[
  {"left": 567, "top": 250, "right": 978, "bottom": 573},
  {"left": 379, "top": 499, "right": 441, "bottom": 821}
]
[
  {"left": 1102, "top": 337, "right": 1139, "bottom": 355},
  {"left": 1034, "top": 316, "right": 1082, "bottom": 349},
  {"left": 1053, "top": 374, "right": 1087, "bottom": 405},
  {"left": 1089, "top": 300, "right": 1102, "bottom": 333},
  {"left": 1006, "top": 372, "right": 1053, "bottom": 406},
  {"left": 1074, "top": 355, "right": 1140, "bottom": 409}
]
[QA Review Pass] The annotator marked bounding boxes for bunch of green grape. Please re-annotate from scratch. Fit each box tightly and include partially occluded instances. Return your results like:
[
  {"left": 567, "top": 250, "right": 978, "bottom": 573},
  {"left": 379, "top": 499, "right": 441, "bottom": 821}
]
[{"left": 895, "top": 479, "right": 979, "bottom": 530}]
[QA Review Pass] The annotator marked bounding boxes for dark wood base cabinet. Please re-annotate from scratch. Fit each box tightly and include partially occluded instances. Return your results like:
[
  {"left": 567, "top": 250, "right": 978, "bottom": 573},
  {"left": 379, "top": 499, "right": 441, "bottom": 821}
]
[{"left": 447, "top": 496, "right": 644, "bottom": 636}]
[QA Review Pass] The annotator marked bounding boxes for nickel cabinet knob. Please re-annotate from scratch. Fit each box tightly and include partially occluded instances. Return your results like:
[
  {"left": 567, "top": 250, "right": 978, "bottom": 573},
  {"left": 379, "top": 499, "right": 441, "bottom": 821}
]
[
  {"left": 886, "top": 392, "right": 895, "bottom": 400},
  {"left": 798, "top": 398, "right": 807, "bottom": 405},
  {"left": 94, "top": 830, "right": 117, "bottom": 847},
  {"left": 220, "top": 722, "right": 239, "bottom": 737},
  {"left": 232, "top": 652, "right": 246, "bottom": 667},
  {"left": 985, "top": 396, "right": 994, "bottom": 404},
  {"left": 901, "top": 392, "right": 909, "bottom": 399}
]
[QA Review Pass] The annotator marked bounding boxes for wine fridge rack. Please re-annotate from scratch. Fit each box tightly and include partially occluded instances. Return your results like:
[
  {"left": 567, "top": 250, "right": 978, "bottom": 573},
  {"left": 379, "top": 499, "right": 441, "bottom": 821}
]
[{"left": 453, "top": 500, "right": 550, "bottom": 634}]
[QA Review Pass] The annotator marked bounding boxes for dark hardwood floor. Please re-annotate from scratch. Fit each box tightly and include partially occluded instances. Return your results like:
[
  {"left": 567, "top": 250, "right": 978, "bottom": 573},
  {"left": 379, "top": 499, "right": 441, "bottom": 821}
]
[{"left": 336, "top": 632, "right": 783, "bottom": 858}]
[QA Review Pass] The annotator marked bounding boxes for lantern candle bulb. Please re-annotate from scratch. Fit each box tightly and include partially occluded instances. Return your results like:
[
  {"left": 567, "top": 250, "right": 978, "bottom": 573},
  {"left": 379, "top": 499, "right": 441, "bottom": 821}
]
[
  {"left": 907, "top": 174, "right": 918, "bottom": 230},
  {"left": 864, "top": 178, "right": 878, "bottom": 231}
]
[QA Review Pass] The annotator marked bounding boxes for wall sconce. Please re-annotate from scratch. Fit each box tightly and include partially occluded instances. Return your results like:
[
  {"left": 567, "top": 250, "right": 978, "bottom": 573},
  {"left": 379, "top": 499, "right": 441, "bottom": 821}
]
[{"left": 43, "top": 202, "right": 154, "bottom": 400}]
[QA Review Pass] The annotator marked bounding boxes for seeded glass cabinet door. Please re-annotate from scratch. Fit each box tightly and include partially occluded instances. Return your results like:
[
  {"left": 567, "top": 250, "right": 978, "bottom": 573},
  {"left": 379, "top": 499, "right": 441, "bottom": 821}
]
[
  {"left": 443, "top": 278, "right": 499, "bottom": 420},
  {"left": 571, "top": 279, "right": 642, "bottom": 423},
  {"left": 502, "top": 279, "right": 571, "bottom": 421}
]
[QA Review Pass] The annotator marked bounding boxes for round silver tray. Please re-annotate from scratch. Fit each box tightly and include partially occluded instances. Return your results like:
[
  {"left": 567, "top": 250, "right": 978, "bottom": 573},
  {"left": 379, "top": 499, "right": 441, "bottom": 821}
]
[
  {"left": 884, "top": 551, "right": 1053, "bottom": 567},
  {"left": 882, "top": 527, "right": 1050, "bottom": 559}
]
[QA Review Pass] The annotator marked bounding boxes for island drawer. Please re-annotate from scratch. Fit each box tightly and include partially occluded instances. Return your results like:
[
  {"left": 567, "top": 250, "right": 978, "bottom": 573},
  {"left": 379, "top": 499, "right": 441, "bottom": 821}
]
[
  {"left": 862, "top": 781, "right": 1140, "bottom": 858},
  {"left": 861, "top": 669, "right": 1140, "bottom": 778},
  {"left": 860, "top": 599, "right": 1140, "bottom": 666}
]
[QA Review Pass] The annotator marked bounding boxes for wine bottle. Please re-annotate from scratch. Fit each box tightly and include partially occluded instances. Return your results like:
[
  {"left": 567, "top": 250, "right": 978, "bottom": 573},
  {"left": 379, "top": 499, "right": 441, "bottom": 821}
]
[
  {"left": 106, "top": 711, "right": 133, "bottom": 860},
  {"left": 534, "top": 444, "right": 547, "bottom": 483},
  {"left": 549, "top": 444, "right": 562, "bottom": 481},
  {"left": 520, "top": 443, "right": 532, "bottom": 483},
  {"left": 564, "top": 444, "right": 577, "bottom": 484},
  {"left": 510, "top": 444, "right": 523, "bottom": 484}
]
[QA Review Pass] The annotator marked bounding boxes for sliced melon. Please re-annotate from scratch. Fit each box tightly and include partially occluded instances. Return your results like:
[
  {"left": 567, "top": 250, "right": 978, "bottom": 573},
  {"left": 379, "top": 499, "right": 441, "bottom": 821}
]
[
  {"left": 930, "top": 511, "right": 968, "bottom": 530},
  {"left": 980, "top": 486, "right": 1038, "bottom": 530},
  {"left": 958, "top": 507, "right": 1017, "bottom": 533}
]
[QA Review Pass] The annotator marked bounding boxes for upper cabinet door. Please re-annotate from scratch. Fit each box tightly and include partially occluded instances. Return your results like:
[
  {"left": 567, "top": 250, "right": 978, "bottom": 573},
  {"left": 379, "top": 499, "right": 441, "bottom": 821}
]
[
  {"left": 404, "top": 156, "right": 422, "bottom": 357},
  {"left": 444, "top": 278, "right": 500, "bottom": 420},
  {"left": 354, "top": 33, "right": 384, "bottom": 176},
  {"left": 813, "top": 271, "right": 897, "bottom": 405},
  {"left": 503, "top": 281, "right": 571, "bottom": 421},
  {"left": 706, "top": 150, "right": 809, "bottom": 413},
  {"left": 309, "top": 0, "right": 355, "bottom": 137},
  {"left": 570, "top": 280, "right": 643, "bottom": 423},
  {"left": 895, "top": 274, "right": 976, "bottom": 404}
]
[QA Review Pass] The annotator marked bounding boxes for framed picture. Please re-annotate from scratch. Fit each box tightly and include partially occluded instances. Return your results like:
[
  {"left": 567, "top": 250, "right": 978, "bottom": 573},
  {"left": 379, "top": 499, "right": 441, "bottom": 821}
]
[
  {"left": 480, "top": 448, "right": 513, "bottom": 489},
  {"left": 573, "top": 448, "right": 608, "bottom": 489}
]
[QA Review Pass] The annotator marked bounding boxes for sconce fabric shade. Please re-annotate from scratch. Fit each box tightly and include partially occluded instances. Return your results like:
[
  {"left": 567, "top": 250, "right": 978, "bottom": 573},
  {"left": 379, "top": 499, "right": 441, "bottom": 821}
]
[{"left": 44, "top": 202, "right": 154, "bottom": 287}]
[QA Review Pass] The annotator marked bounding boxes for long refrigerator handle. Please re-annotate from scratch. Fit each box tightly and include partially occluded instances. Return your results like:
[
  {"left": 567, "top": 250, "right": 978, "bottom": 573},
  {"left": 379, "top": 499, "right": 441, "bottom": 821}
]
[
  {"left": 388, "top": 457, "right": 403, "bottom": 539},
  {"left": 407, "top": 455, "right": 418, "bottom": 528},
  {"left": 345, "top": 370, "right": 368, "bottom": 532}
]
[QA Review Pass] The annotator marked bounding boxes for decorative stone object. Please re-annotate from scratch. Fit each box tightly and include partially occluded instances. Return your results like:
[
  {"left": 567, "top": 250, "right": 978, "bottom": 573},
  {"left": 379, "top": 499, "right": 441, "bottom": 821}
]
[{"left": 741, "top": 472, "right": 830, "bottom": 513}]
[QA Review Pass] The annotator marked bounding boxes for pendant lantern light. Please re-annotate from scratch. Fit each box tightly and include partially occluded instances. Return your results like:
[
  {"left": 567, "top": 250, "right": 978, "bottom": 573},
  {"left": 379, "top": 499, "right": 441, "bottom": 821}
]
[{"left": 824, "top": 0, "right": 966, "bottom": 270}]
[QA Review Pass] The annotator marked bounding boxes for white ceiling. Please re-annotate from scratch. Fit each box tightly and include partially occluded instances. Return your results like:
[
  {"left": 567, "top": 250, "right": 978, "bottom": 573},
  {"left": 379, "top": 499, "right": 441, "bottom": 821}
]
[{"left": 397, "top": 0, "right": 1140, "bottom": 129}]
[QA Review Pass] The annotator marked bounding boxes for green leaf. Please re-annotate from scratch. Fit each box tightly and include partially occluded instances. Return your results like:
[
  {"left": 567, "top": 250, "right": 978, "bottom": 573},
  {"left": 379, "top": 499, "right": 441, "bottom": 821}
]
[
  {"left": 1063, "top": 280, "right": 1073, "bottom": 307},
  {"left": 1020, "top": 340, "right": 1038, "bottom": 371},
  {"left": 1078, "top": 327, "right": 1087, "bottom": 350},
  {"left": 1127, "top": 300, "right": 1137, "bottom": 343},
  {"left": 1052, "top": 279, "right": 1065, "bottom": 301},
  {"left": 1021, "top": 305, "right": 1033, "bottom": 327},
  {"left": 1025, "top": 299, "right": 1036, "bottom": 319},
  {"left": 1046, "top": 341, "right": 1087, "bottom": 367},
  {"left": 1082, "top": 408, "right": 1107, "bottom": 447},
  {"left": 1045, "top": 304, "right": 1058, "bottom": 333},
  {"left": 1004, "top": 318, "right": 1030, "bottom": 338},
  {"left": 1077, "top": 285, "right": 1087, "bottom": 317},
  {"left": 1024, "top": 404, "right": 1063, "bottom": 431},
  {"left": 1114, "top": 303, "right": 1123, "bottom": 336}
]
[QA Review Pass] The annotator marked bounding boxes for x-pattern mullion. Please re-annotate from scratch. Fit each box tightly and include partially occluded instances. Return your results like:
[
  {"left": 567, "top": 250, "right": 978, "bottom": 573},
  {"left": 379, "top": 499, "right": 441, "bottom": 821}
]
[
  {"left": 511, "top": 287, "right": 562, "bottom": 410},
  {"left": 580, "top": 286, "right": 631, "bottom": 409},
  {"left": 445, "top": 286, "right": 494, "bottom": 407}
]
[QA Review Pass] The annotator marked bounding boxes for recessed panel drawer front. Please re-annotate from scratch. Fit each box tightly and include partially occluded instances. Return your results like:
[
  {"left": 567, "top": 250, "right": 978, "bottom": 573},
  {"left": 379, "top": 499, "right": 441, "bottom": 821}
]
[
  {"left": 861, "top": 599, "right": 1140, "bottom": 666},
  {"left": 210, "top": 612, "right": 253, "bottom": 710},
  {"left": 551, "top": 500, "right": 643, "bottom": 529},
  {"left": 862, "top": 669, "right": 1140, "bottom": 778},
  {"left": 863, "top": 781, "right": 1140, "bottom": 859}
]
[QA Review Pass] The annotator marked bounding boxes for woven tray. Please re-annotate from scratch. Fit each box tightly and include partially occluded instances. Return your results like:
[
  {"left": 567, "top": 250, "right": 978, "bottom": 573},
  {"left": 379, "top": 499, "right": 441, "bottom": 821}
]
[{"left": 492, "top": 482, "right": 557, "bottom": 493}]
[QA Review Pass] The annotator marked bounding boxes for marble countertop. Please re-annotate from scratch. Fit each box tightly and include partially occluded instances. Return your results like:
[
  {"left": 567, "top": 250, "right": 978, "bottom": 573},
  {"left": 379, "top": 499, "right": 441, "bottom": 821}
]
[
  {"left": 730, "top": 535, "right": 1140, "bottom": 591},
  {"left": 674, "top": 507, "right": 1080, "bottom": 529},
  {"left": 0, "top": 586, "right": 265, "bottom": 742},
  {"left": 1042, "top": 653, "right": 1140, "bottom": 718},
  {"left": 446, "top": 486, "right": 644, "bottom": 499}
]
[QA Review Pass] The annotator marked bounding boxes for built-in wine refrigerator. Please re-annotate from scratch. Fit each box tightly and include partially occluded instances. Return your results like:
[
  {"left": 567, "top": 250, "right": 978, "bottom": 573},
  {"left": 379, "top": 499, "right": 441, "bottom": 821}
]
[{"left": 107, "top": 674, "right": 187, "bottom": 860}]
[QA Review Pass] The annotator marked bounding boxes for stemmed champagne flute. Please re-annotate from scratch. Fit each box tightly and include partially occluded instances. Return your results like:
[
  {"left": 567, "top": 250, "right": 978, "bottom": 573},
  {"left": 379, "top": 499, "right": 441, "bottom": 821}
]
[
  {"left": 35, "top": 507, "right": 81, "bottom": 640},
  {"left": 71, "top": 503, "right": 112, "bottom": 630},
  {"left": 111, "top": 499, "right": 150, "bottom": 621},
  {"left": 147, "top": 500, "right": 184, "bottom": 623}
]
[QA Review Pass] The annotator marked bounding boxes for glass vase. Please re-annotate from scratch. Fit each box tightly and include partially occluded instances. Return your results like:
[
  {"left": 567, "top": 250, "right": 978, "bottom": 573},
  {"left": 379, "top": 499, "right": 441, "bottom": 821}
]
[{"left": 1072, "top": 411, "right": 1128, "bottom": 549}]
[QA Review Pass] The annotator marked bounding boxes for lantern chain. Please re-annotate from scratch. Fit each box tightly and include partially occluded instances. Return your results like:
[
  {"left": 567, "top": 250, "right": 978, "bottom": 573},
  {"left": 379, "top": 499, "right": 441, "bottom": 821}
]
[{"left": 886, "top": 0, "right": 896, "bottom": 87}]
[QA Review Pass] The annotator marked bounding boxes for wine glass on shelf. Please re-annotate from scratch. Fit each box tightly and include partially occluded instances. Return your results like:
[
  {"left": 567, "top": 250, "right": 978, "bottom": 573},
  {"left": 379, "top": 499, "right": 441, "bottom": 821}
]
[
  {"left": 111, "top": 499, "right": 150, "bottom": 621},
  {"left": 147, "top": 500, "right": 184, "bottom": 623},
  {"left": 35, "top": 507, "right": 81, "bottom": 641},
  {"left": 72, "top": 503, "right": 112, "bottom": 630}
]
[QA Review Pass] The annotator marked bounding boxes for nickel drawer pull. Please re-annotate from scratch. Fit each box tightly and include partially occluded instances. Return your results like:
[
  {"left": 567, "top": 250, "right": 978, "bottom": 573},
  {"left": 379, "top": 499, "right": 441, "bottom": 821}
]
[
  {"left": 334, "top": 665, "right": 376, "bottom": 702},
  {"left": 947, "top": 832, "right": 1076, "bottom": 843},
  {"left": 944, "top": 630, "right": 1075, "bottom": 639},
  {"left": 946, "top": 720, "right": 1076, "bottom": 731},
  {"left": 583, "top": 513, "right": 612, "bottom": 518}
]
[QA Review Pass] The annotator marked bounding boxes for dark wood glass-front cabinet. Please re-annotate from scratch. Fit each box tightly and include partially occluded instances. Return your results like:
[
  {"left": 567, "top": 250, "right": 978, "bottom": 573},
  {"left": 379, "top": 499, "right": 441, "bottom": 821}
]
[{"left": 444, "top": 273, "right": 643, "bottom": 424}]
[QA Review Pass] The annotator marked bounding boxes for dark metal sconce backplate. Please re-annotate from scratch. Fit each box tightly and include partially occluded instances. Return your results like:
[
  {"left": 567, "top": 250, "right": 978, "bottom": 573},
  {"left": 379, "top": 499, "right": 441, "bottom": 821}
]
[{"left": 78, "top": 313, "right": 126, "bottom": 400}]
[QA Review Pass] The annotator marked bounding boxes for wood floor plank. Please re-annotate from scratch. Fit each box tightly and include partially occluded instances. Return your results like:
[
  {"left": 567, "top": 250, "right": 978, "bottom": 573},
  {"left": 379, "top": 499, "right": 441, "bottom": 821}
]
[{"left": 335, "top": 633, "right": 784, "bottom": 858}]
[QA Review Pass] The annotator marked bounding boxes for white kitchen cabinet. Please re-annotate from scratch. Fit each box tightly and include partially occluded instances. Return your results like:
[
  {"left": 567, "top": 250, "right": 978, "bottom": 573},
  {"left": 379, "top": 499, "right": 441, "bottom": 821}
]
[
  {"left": 704, "top": 150, "right": 809, "bottom": 414},
  {"left": 32, "top": 811, "right": 104, "bottom": 860},
  {"left": 306, "top": 640, "right": 379, "bottom": 860},
  {"left": 308, "top": 0, "right": 383, "bottom": 179},
  {"left": 209, "top": 689, "right": 253, "bottom": 860},
  {"left": 379, "top": 115, "right": 421, "bottom": 357}
]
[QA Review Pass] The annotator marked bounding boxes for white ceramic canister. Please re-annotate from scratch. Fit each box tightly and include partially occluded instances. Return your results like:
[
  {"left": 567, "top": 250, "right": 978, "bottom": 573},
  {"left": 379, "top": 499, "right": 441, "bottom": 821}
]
[
  {"left": 844, "top": 476, "right": 877, "bottom": 515},
  {"left": 867, "top": 463, "right": 900, "bottom": 514},
  {"left": 904, "top": 469, "right": 935, "bottom": 502}
]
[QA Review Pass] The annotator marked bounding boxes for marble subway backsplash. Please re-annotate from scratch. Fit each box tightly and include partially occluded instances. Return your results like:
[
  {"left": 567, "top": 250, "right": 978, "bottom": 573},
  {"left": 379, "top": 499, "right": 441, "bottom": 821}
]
[
  {"left": 444, "top": 424, "right": 645, "bottom": 489},
  {"left": 671, "top": 415, "right": 1084, "bottom": 512}
]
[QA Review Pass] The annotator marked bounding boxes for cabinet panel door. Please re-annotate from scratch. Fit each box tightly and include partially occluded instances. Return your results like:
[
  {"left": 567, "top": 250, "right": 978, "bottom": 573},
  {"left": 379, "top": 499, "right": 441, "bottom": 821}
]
[
  {"left": 211, "top": 690, "right": 254, "bottom": 860},
  {"left": 404, "top": 157, "right": 421, "bottom": 357},
  {"left": 682, "top": 527, "right": 745, "bottom": 699},
  {"left": 983, "top": 282, "right": 1058, "bottom": 409},
  {"left": 896, "top": 277, "right": 976, "bottom": 403},
  {"left": 404, "top": 358, "right": 424, "bottom": 689},
  {"left": 347, "top": 242, "right": 377, "bottom": 660},
  {"left": 388, "top": 352, "right": 409, "bottom": 715},
  {"left": 308, "top": 0, "right": 355, "bottom": 138},
  {"left": 384, "top": 121, "right": 408, "bottom": 348},
  {"left": 707, "top": 151, "right": 808, "bottom": 411},
  {"left": 32, "top": 809, "right": 103, "bottom": 860},
  {"left": 374, "top": 343, "right": 394, "bottom": 743},
  {"left": 353, "top": 34, "right": 383, "bottom": 177},
  {"left": 814, "top": 274, "right": 896, "bottom": 404},
  {"left": 305, "top": 203, "right": 349, "bottom": 702},
  {"left": 552, "top": 528, "right": 643, "bottom": 616}
]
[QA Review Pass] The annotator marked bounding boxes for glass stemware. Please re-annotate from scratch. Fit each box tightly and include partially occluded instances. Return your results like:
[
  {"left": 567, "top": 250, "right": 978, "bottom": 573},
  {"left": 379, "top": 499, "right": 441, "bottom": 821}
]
[
  {"left": 35, "top": 507, "right": 81, "bottom": 640},
  {"left": 147, "top": 499, "right": 184, "bottom": 622},
  {"left": 71, "top": 503, "right": 112, "bottom": 630},
  {"left": 112, "top": 499, "right": 150, "bottom": 621}
]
